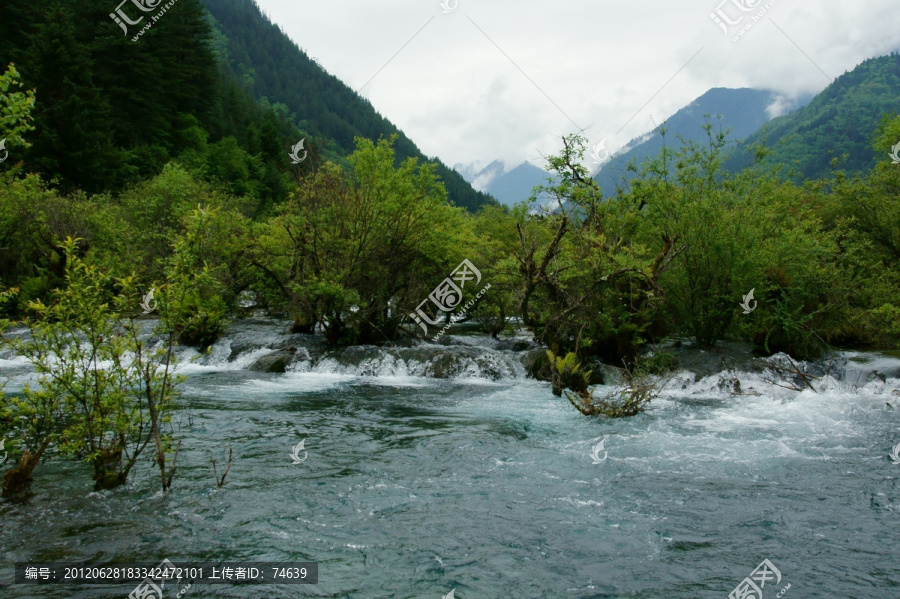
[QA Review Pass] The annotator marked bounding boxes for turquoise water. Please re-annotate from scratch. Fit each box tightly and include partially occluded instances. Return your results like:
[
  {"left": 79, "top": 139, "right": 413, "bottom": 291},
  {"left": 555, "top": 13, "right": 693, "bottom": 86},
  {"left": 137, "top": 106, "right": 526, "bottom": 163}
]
[{"left": 2, "top": 320, "right": 900, "bottom": 598}]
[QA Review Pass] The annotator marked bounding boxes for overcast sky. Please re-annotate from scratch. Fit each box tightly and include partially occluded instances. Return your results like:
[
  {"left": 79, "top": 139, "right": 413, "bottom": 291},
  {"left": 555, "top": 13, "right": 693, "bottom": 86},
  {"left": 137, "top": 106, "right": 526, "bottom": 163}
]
[{"left": 255, "top": 0, "right": 899, "bottom": 171}]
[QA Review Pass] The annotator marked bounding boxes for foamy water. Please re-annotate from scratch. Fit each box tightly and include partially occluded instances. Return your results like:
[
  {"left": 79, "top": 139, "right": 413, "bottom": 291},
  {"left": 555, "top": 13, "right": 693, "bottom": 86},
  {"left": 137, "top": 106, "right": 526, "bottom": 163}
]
[{"left": 2, "top": 323, "right": 900, "bottom": 597}]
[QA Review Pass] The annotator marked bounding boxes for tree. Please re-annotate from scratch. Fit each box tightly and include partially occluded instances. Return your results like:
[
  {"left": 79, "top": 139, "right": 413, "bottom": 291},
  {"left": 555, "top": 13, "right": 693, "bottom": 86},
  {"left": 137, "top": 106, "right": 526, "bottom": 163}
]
[
  {"left": 3, "top": 239, "right": 180, "bottom": 493},
  {"left": 0, "top": 62, "right": 36, "bottom": 154},
  {"left": 252, "top": 136, "right": 472, "bottom": 344},
  {"left": 514, "top": 134, "right": 681, "bottom": 362}
]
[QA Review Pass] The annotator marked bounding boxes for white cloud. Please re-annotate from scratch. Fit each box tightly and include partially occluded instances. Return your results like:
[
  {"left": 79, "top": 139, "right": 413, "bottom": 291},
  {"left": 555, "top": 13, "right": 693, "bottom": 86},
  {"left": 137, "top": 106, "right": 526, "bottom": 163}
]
[{"left": 256, "top": 0, "right": 900, "bottom": 169}]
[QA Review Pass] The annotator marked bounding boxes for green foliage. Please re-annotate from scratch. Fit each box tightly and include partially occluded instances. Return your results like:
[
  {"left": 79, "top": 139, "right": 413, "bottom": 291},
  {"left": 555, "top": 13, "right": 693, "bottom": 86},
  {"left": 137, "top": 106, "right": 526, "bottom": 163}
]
[
  {"left": 252, "top": 136, "right": 471, "bottom": 344},
  {"left": 161, "top": 205, "right": 245, "bottom": 349},
  {"left": 0, "top": 286, "right": 18, "bottom": 314},
  {"left": 205, "top": 136, "right": 264, "bottom": 200},
  {"left": 640, "top": 350, "right": 679, "bottom": 375},
  {"left": 0, "top": 63, "right": 36, "bottom": 152},
  {"left": 822, "top": 116, "right": 900, "bottom": 348},
  {"left": 0, "top": 174, "right": 123, "bottom": 315},
  {"left": 649, "top": 126, "right": 755, "bottom": 347},
  {"left": 546, "top": 350, "right": 590, "bottom": 397},
  {"left": 469, "top": 205, "right": 520, "bottom": 337},
  {"left": 2, "top": 239, "right": 180, "bottom": 493},
  {"left": 113, "top": 164, "right": 213, "bottom": 280},
  {"left": 514, "top": 134, "right": 676, "bottom": 363},
  {"left": 626, "top": 126, "right": 850, "bottom": 358}
]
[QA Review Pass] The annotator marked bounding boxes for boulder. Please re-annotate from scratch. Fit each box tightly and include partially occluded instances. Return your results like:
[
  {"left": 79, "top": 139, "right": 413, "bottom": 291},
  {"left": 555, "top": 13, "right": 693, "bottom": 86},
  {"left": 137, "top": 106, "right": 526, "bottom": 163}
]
[
  {"left": 249, "top": 350, "right": 295, "bottom": 373},
  {"left": 521, "top": 348, "right": 551, "bottom": 382}
]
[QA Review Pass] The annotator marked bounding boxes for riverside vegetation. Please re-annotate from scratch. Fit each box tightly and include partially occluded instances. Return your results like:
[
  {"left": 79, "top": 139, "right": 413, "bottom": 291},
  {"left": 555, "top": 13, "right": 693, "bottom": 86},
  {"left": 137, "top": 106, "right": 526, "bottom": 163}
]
[{"left": 2, "top": 28, "right": 900, "bottom": 495}]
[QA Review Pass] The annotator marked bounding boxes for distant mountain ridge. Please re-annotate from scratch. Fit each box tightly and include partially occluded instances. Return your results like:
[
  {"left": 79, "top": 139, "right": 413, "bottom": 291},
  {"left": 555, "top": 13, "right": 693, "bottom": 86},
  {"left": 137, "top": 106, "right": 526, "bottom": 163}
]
[
  {"left": 455, "top": 160, "right": 556, "bottom": 206},
  {"left": 723, "top": 52, "right": 900, "bottom": 180},
  {"left": 454, "top": 51, "right": 900, "bottom": 206},
  {"left": 593, "top": 87, "right": 810, "bottom": 194},
  {"left": 458, "top": 87, "right": 806, "bottom": 205}
]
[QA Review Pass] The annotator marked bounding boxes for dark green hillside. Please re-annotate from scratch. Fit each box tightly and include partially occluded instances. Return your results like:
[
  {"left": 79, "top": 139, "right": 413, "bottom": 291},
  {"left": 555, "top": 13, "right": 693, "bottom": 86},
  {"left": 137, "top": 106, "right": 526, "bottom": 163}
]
[
  {"left": 0, "top": 0, "right": 492, "bottom": 211},
  {"left": 0, "top": 0, "right": 220, "bottom": 193},
  {"left": 201, "top": 0, "right": 495, "bottom": 211},
  {"left": 725, "top": 53, "right": 900, "bottom": 180}
]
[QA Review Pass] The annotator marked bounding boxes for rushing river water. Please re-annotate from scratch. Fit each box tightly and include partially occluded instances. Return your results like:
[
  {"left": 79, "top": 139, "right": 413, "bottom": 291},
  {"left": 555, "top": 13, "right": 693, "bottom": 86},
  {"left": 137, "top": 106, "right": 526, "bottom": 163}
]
[{"left": 2, "top": 318, "right": 900, "bottom": 598}]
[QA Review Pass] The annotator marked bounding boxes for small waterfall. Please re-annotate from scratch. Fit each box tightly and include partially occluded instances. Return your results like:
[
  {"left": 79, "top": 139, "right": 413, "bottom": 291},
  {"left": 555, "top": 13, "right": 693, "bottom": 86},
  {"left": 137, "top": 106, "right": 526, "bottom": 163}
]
[
  {"left": 168, "top": 319, "right": 532, "bottom": 381},
  {"left": 304, "top": 342, "right": 528, "bottom": 381}
]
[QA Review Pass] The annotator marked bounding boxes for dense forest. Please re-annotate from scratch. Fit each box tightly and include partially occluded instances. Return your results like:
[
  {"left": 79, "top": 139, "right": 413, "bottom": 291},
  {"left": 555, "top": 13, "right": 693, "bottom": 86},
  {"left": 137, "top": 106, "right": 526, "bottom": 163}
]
[
  {"left": 202, "top": 0, "right": 494, "bottom": 212},
  {"left": 724, "top": 53, "right": 900, "bottom": 181},
  {"left": 1, "top": 0, "right": 900, "bottom": 495},
  {"left": 0, "top": 0, "right": 494, "bottom": 211}
]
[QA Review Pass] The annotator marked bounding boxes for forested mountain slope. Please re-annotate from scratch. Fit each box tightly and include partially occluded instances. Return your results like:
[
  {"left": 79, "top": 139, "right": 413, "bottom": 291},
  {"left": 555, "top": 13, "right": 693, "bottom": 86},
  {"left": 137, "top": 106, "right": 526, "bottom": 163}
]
[
  {"left": 0, "top": 0, "right": 493, "bottom": 211},
  {"left": 724, "top": 53, "right": 900, "bottom": 180},
  {"left": 201, "top": 0, "right": 495, "bottom": 211}
]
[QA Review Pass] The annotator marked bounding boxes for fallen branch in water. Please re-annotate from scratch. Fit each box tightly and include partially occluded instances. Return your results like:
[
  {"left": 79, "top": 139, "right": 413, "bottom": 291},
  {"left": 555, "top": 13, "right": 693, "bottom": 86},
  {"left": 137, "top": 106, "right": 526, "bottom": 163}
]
[
  {"left": 212, "top": 445, "right": 232, "bottom": 488},
  {"left": 762, "top": 356, "right": 818, "bottom": 393},
  {"left": 566, "top": 363, "right": 672, "bottom": 418}
]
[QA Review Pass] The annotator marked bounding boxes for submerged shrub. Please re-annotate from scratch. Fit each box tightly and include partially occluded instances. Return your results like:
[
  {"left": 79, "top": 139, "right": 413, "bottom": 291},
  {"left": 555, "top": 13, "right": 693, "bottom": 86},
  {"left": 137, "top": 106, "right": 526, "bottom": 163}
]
[
  {"left": 2, "top": 239, "right": 181, "bottom": 495},
  {"left": 546, "top": 350, "right": 590, "bottom": 397},
  {"left": 565, "top": 360, "right": 671, "bottom": 418}
]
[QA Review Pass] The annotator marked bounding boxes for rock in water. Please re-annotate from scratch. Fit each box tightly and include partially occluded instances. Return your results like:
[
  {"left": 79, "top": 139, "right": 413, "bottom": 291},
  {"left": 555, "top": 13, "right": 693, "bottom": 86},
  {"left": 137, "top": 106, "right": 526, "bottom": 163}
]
[{"left": 249, "top": 350, "right": 295, "bottom": 373}]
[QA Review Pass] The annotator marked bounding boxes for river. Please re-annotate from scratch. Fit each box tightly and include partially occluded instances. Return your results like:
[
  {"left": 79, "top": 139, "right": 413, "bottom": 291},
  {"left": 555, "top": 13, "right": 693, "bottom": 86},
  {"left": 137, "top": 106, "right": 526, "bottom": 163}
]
[{"left": 2, "top": 318, "right": 900, "bottom": 598}]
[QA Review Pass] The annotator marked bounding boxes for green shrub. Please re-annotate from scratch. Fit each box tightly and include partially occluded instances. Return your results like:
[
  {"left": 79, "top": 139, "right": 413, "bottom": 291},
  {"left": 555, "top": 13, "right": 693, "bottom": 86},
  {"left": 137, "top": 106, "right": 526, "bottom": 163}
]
[
  {"left": 546, "top": 350, "right": 590, "bottom": 396},
  {"left": 2, "top": 239, "right": 181, "bottom": 495}
]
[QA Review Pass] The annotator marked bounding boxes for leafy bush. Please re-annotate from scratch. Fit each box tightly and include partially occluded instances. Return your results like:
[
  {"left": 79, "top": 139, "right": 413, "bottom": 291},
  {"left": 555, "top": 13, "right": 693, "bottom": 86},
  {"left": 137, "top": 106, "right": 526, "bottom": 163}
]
[
  {"left": 2, "top": 239, "right": 181, "bottom": 495},
  {"left": 162, "top": 205, "right": 239, "bottom": 350},
  {"left": 546, "top": 350, "right": 590, "bottom": 396},
  {"left": 251, "top": 136, "right": 474, "bottom": 345}
]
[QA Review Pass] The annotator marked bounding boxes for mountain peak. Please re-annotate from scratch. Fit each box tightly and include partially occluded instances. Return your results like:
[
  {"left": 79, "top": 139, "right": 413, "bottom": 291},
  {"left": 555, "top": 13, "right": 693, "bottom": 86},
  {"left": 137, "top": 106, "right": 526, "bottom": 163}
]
[
  {"left": 455, "top": 160, "right": 556, "bottom": 206},
  {"left": 594, "top": 87, "right": 810, "bottom": 194}
]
